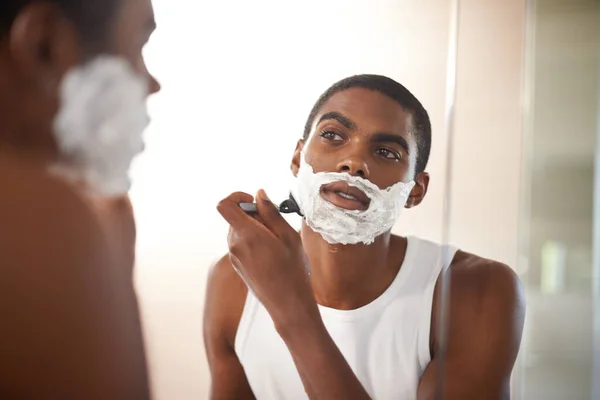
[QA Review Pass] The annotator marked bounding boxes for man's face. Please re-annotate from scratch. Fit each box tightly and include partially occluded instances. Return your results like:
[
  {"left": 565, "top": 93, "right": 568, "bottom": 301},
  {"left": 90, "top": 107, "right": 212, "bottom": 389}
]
[
  {"left": 109, "top": 0, "right": 160, "bottom": 94},
  {"left": 291, "top": 88, "right": 428, "bottom": 209},
  {"left": 1, "top": 0, "right": 159, "bottom": 151}
]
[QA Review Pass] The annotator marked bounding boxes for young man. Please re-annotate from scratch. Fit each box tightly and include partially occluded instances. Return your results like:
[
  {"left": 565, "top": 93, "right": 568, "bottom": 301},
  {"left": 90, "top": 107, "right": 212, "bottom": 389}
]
[
  {"left": 206, "top": 74, "right": 526, "bottom": 399},
  {"left": 0, "top": 0, "right": 159, "bottom": 398}
]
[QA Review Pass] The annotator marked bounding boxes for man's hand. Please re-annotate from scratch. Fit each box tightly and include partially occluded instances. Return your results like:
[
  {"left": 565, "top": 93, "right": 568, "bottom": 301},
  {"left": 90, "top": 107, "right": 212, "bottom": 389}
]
[{"left": 216, "top": 190, "right": 319, "bottom": 332}]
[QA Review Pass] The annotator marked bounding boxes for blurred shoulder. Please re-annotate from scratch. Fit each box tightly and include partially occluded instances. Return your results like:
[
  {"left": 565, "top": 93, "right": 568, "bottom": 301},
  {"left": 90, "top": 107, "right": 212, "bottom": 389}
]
[
  {"left": 0, "top": 159, "right": 111, "bottom": 278},
  {"left": 0, "top": 160, "right": 103, "bottom": 243}
]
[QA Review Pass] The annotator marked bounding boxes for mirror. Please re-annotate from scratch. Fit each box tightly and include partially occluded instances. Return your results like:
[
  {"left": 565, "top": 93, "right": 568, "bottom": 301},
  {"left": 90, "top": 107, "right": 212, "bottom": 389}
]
[{"left": 129, "top": 0, "right": 598, "bottom": 398}]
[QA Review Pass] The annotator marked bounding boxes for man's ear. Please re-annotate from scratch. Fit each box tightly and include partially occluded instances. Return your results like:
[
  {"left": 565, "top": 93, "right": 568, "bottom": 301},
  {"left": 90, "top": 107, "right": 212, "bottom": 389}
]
[
  {"left": 9, "top": 2, "right": 80, "bottom": 87},
  {"left": 405, "top": 172, "right": 429, "bottom": 208},
  {"left": 290, "top": 139, "right": 305, "bottom": 177}
]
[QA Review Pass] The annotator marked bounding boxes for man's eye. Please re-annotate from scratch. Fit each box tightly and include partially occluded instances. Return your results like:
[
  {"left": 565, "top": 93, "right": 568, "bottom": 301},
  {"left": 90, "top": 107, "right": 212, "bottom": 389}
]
[
  {"left": 320, "top": 131, "right": 344, "bottom": 141},
  {"left": 376, "top": 148, "right": 401, "bottom": 160}
]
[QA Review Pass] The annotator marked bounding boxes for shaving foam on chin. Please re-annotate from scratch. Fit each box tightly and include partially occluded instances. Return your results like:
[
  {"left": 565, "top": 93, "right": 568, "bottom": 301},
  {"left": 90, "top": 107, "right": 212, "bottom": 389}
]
[
  {"left": 291, "top": 153, "right": 415, "bottom": 245},
  {"left": 51, "top": 56, "right": 150, "bottom": 197}
]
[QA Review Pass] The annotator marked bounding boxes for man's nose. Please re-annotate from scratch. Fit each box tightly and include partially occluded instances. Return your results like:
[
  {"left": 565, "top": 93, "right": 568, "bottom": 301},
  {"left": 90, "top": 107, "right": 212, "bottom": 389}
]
[
  {"left": 148, "top": 74, "right": 161, "bottom": 94},
  {"left": 336, "top": 156, "right": 370, "bottom": 179}
]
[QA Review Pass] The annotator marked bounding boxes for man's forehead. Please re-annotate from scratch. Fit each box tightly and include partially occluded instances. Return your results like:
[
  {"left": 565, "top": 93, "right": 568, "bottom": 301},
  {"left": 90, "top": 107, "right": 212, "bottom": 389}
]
[
  {"left": 119, "top": 0, "right": 155, "bottom": 24},
  {"left": 314, "top": 89, "right": 414, "bottom": 140}
]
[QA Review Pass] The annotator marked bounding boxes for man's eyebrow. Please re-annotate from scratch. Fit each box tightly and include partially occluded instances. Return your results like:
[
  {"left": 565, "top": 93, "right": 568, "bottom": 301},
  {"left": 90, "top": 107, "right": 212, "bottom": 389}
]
[
  {"left": 370, "top": 132, "right": 410, "bottom": 154},
  {"left": 317, "top": 112, "right": 357, "bottom": 130},
  {"left": 316, "top": 113, "right": 410, "bottom": 153}
]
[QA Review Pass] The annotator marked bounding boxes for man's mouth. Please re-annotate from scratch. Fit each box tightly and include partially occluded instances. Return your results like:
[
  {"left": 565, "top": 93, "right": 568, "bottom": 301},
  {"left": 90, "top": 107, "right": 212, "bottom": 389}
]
[
  {"left": 337, "top": 192, "right": 359, "bottom": 200},
  {"left": 320, "top": 181, "right": 370, "bottom": 211}
]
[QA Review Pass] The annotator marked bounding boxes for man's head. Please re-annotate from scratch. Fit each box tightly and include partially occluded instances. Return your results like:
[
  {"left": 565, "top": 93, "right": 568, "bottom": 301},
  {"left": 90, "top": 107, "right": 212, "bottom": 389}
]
[
  {"left": 0, "top": 0, "right": 159, "bottom": 154},
  {"left": 291, "top": 74, "right": 432, "bottom": 209}
]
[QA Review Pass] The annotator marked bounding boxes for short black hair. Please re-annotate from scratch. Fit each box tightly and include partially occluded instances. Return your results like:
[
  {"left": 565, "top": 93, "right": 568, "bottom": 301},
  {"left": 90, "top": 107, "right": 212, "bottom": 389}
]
[
  {"left": 303, "top": 74, "right": 432, "bottom": 174},
  {"left": 0, "top": 0, "right": 120, "bottom": 49}
]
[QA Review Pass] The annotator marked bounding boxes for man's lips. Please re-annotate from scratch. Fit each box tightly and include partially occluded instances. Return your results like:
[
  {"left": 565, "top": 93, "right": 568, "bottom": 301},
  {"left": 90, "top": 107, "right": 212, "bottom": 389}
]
[{"left": 320, "top": 181, "right": 370, "bottom": 211}]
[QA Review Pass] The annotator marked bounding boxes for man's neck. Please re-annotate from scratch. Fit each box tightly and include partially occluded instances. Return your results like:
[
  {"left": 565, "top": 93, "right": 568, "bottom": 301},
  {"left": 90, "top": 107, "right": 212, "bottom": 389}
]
[
  {"left": 0, "top": 135, "right": 56, "bottom": 167},
  {"left": 300, "top": 223, "right": 407, "bottom": 311},
  {"left": 0, "top": 140, "right": 93, "bottom": 198}
]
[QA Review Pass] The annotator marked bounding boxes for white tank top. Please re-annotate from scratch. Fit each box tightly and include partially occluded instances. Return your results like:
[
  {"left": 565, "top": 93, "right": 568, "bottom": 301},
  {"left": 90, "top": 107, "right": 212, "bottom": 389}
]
[{"left": 235, "top": 236, "right": 459, "bottom": 400}]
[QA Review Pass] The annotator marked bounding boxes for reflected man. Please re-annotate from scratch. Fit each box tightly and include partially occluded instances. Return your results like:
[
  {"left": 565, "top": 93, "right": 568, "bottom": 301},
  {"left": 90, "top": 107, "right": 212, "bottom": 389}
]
[{"left": 206, "top": 74, "right": 526, "bottom": 400}]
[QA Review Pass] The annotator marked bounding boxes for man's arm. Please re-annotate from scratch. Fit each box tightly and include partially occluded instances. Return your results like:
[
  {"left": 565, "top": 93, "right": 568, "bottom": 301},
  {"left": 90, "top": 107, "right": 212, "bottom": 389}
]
[
  {"left": 0, "top": 178, "right": 150, "bottom": 399},
  {"left": 418, "top": 256, "right": 526, "bottom": 400},
  {"left": 203, "top": 256, "right": 256, "bottom": 400},
  {"left": 277, "top": 319, "right": 371, "bottom": 399}
]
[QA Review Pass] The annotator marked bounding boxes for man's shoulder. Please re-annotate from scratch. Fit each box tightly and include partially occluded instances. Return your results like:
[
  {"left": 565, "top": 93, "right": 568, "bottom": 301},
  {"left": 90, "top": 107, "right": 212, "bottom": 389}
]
[
  {"left": 0, "top": 162, "right": 150, "bottom": 398},
  {"left": 448, "top": 250, "right": 525, "bottom": 311},
  {"left": 429, "top": 250, "right": 525, "bottom": 355},
  {"left": 0, "top": 161, "right": 105, "bottom": 257},
  {"left": 390, "top": 235, "right": 522, "bottom": 300},
  {"left": 451, "top": 251, "right": 521, "bottom": 289},
  {"left": 0, "top": 163, "right": 116, "bottom": 301},
  {"left": 207, "top": 254, "right": 248, "bottom": 297},
  {"left": 0, "top": 159, "right": 92, "bottom": 221},
  {"left": 204, "top": 254, "right": 249, "bottom": 347}
]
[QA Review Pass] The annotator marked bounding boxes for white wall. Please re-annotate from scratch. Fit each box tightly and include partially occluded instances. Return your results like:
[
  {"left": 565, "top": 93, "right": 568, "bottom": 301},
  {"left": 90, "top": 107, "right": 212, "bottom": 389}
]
[
  {"left": 449, "top": 0, "right": 527, "bottom": 267},
  {"left": 130, "top": 1, "right": 526, "bottom": 398}
]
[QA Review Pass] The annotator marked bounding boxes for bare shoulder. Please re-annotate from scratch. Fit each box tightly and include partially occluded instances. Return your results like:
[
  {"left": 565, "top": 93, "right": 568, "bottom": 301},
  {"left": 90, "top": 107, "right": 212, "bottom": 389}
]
[
  {"left": 422, "top": 252, "right": 526, "bottom": 398},
  {"left": 207, "top": 254, "right": 248, "bottom": 293},
  {"left": 448, "top": 250, "right": 525, "bottom": 308},
  {"left": 0, "top": 162, "right": 107, "bottom": 265},
  {"left": 431, "top": 250, "right": 526, "bottom": 354},
  {"left": 0, "top": 163, "right": 150, "bottom": 397},
  {"left": 0, "top": 161, "right": 136, "bottom": 273},
  {"left": 203, "top": 254, "right": 249, "bottom": 349}
]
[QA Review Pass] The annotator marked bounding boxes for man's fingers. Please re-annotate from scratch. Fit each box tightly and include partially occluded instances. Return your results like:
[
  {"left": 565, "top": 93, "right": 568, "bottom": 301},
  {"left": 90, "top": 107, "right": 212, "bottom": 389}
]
[
  {"left": 220, "top": 192, "right": 254, "bottom": 205},
  {"left": 256, "top": 189, "right": 299, "bottom": 241},
  {"left": 216, "top": 192, "right": 257, "bottom": 230}
]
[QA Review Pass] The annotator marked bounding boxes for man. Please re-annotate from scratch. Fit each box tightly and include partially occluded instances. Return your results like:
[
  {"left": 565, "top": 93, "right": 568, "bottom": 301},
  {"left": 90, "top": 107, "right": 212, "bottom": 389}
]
[
  {"left": 206, "top": 74, "right": 526, "bottom": 399},
  {"left": 0, "top": 0, "right": 159, "bottom": 398}
]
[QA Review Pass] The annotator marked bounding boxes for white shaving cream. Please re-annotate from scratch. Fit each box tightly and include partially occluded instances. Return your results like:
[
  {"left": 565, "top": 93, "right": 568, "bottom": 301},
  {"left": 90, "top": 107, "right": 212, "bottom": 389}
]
[
  {"left": 291, "top": 153, "right": 415, "bottom": 245},
  {"left": 51, "top": 56, "right": 150, "bottom": 197}
]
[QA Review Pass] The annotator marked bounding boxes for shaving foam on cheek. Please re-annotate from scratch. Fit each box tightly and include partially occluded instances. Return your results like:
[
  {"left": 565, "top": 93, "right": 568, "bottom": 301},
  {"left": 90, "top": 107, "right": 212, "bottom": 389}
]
[
  {"left": 51, "top": 56, "right": 150, "bottom": 197},
  {"left": 291, "top": 153, "right": 415, "bottom": 245}
]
